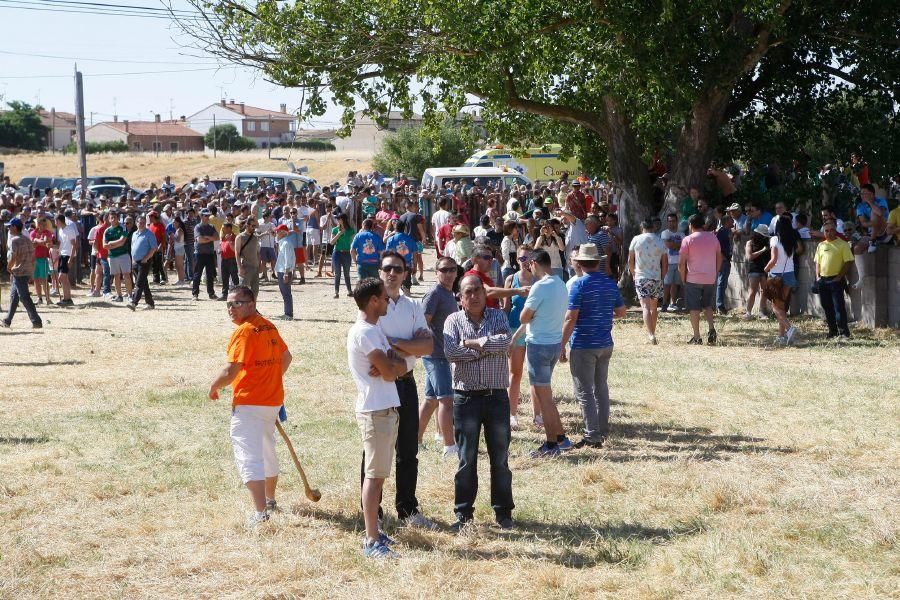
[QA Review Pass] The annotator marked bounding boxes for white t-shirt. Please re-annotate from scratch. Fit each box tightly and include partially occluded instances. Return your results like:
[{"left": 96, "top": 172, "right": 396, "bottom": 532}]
[
  {"left": 500, "top": 236, "right": 518, "bottom": 270},
  {"left": 377, "top": 292, "right": 429, "bottom": 373},
  {"left": 257, "top": 220, "right": 275, "bottom": 248},
  {"left": 347, "top": 319, "right": 401, "bottom": 413},
  {"left": 628, "top": 232, "right": 666, "bottom": 280},
  {"left": 769, "top": 236, "right": 794, "bottom": 274},
  {"left": 431, "top": 209, "right": 450, "bottom": 233},
  {"left": 88, "top": 224, "right": 103, "bottom": 255},
  {"left": 57, "top": 221, "right": 78, "bottom": 257}
]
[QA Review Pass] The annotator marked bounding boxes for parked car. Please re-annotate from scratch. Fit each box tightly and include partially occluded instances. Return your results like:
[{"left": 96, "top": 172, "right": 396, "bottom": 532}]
[
  {"left": 17, "top": 176, "right": 56, "bottom": 196},
  {"left": 52, "top": 177, "right": 78, "bottom": 192},
  {"left": 231, "top": 170, "right": 319, "bottom": 194},
  {"left": 88, "top": 184, "right": 130, "bottom": 201},
  {"left": 86, "top": 176, "right": 129, "bottom": 187}
]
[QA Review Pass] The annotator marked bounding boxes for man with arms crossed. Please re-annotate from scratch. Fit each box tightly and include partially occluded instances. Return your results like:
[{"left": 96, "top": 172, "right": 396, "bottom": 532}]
[
  {"left": 104, "top": 211, "right": 133, "bottom": 302},
  {"left": 348, "top": 277, "right": 409, "bottom": 559},
  {"left": 444, "top": 274, "right": 514, "bottom": 531},
  {"left": 374, "top": 251, "right": 437, "bottom": 529},
  {"left": 208, "top": 286, "right": 292, "bottom": 527}
]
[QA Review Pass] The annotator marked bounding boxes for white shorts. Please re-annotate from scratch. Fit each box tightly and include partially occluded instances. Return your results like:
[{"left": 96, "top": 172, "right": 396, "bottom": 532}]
[
  {"left": 109, "top": 254, "right": 132, "bottom": 276},
  {"left": 305, "top": 229, "right": 321, "bottom": 246},
  {"left": 230, "top": 404, "right": 280, "bottom": 483}
]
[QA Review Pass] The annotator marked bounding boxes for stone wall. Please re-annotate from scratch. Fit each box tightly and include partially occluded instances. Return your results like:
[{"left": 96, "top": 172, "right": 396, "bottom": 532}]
[{"left": 725, "top": 236, "right": 899, "bottom": 329}]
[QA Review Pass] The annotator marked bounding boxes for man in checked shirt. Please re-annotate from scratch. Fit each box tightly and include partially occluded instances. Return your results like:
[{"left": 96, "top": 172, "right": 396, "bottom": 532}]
[{"left": 443, "top": 274, "right": 514, "bottom": 532}]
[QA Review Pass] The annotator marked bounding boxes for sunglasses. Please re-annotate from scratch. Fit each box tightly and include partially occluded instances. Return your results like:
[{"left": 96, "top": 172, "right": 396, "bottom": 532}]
[
  {"left": 436, "top": 266, "right": 457, "bottom": 273},
  {"left": 380, "top": 265, "right": 405, "bottom": 274},
  {"left": 476, "top": 254, "right": 493, "bottom": 260},
  {"left": 226, "top": 300, "right": 251, "bottom": 309},
  {"left": 517, "top": 256, "right": 530, "bottom": 263}
]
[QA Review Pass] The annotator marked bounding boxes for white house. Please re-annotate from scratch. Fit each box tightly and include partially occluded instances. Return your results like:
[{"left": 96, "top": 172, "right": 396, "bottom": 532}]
[
  {"left": 186, "top": 100, "right": 297, "bottom": 148},
  {"left": 36, "top": 108, "right": 76, "bottom": 151}
]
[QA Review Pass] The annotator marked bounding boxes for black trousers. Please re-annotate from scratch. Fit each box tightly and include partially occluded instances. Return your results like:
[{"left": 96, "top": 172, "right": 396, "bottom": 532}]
[
  {"left": 192, "top": 253, "right": 217, "bottom": 297},
  {"left": 131, "top": 260, "right": 154, "bottom": 307},
  {"left": 151, "top": 250, "right": 167, "bottom": 283},
  {"left": 220, "top": 257, "right": 238, "bottom": 297},
  {"left": 360, "top": 375, "right": 421, "bottom": 519}
]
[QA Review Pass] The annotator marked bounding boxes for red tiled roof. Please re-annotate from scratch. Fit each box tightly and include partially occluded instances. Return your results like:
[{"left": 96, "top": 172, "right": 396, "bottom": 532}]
[
  {"left": 219, "top": 102, "right": 294, "bottom": 120},
  {"left": 36, "top": 109, "right": 76, "bottom": 126},
  {"left": 100, "top": 121, "right": 203, "bottom": 137}
]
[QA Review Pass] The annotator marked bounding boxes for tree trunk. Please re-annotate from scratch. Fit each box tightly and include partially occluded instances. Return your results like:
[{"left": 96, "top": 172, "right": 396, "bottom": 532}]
[{"left": 663, "top": 88, "right": 731, "bottom": 216}]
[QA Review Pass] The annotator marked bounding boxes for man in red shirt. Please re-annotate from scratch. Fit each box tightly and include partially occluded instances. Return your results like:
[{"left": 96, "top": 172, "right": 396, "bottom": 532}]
[
  {"left": 464, "top": 243, "right": 528, "bottom": 309},
  {"left": 565, "top": 182, "right": 588, "bottom": 221},
  {"left": 147, "top": 211, "right": 168, "bottom": 285},
  {"left": 436, "top": 212, "right": 459, "bottom": 258}
]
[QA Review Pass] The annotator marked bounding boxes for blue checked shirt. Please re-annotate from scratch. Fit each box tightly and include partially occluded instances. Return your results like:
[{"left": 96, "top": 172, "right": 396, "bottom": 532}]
[{"left": 443, "top": 308, "right": 511, "bottom": 391}]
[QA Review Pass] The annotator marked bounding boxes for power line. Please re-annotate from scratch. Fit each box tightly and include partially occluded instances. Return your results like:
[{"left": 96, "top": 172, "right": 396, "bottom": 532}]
[
  {"left": 35, "top": 0, "right": 196, "bottom": 14},
  {"left": 0, "top": 49, "right": 218, "bottom": 65},
  {"left": 0, "top": 66, "right": 238, "bottom": 79},
  {"left": 0, "top": 0, "right": 202, "bottom": 19}
]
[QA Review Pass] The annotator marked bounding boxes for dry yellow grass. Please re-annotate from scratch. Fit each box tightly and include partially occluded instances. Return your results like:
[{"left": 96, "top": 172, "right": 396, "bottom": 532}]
[
  {"left": 0, "top": 251, "right": 898, "bottom": 599},
  {"left": 1, "top": 149, "right": 373, "bottom": 190}
]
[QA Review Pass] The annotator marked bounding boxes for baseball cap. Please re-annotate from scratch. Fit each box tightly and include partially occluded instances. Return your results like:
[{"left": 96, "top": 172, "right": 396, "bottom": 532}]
[
  {"left": 200, "top": 209, "right": 211, "bottom": 216},
  {"left": 8, "top": 217, "right": 23, "bottom": 229},
  {"left": 274, "top": 224, "right": 289, "bottom": 232}
]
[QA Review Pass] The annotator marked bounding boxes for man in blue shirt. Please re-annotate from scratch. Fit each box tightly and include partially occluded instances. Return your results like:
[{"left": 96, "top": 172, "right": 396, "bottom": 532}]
[
  {"left": 744, "top": 202, "right": 773, "bottom": 234},
  {"left": 560, "top": 243, "right": 626, "bottom": 448},
  {"left": 351, "top": 218, "right": 385, "bottom": 279},
  {"left": 518, "top": 249, "right": 571, "bottom": 457},
  {"left": 385, "top": 219, "right": 417, "bottom": 289},
  {"left": 128, "top": 214, "right": 158, "bottom": 310}
]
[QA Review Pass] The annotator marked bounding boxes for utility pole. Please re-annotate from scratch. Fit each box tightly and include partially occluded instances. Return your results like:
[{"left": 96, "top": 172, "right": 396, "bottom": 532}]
[
  {"left": 74, "top": 64, "right": 88, "bottom": 201},
  {"left": 267, "top": 114, "right": 272, "bottom": 159},
  {"left": 155, "top": 115, "right": 160, "bottom": 157},
  {"left": 212, "top": 113, "right": 217, "bottom": 157}
]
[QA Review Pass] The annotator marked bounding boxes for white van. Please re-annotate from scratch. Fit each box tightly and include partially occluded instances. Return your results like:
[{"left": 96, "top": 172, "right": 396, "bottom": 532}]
[
  {"left": 231, "top": 171, "right": 319, "bottom": 194},
  {"left": 420, "top": 167, "right": 532, "bottom": 191}
]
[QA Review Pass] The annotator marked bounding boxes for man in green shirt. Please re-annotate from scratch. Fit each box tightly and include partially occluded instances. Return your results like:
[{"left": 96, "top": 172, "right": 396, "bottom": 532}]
[
  {"left": 103, "top": 211, "right": 132, "bottom": 301},
  {"left": 331, "top": 214, "right": 356, "bottom": 298}
]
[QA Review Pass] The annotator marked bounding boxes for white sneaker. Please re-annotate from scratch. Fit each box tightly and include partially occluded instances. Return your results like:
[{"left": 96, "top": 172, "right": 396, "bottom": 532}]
[
  {"left": 648, "top": 334, "right": 658, "bottom": 345},
  {"left": 442, "top": 445, "right": 459, "bottom": 458},
  {"left": 433, "top": 432, "right": 443, "bottom": 442},
  {"left": 785, "top": 326, "right": 797, "bottom": 345},
  {"left": 740, "top": 312, "right": 753, "bottom": 321},
  {"left": 403, "top": 512, "right": 439, "bottom": 530},
  {"left": 510, "top": 415, "right": 519, "bottom": 430},
  {"left": 774, "top": 336, "right": 786, "bottom": 345},
  {"left": 245, "top": 510, "right": 269, "bottom": 528}
]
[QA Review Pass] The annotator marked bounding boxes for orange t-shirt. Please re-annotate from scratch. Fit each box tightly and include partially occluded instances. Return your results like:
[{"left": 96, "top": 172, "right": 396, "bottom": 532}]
[{"left": 227, "top": 314, "right": 288, "bottom": 406}]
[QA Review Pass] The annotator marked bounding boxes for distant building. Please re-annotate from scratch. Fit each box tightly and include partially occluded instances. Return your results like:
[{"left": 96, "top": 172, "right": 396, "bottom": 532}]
[
  {"left": 36, "top": 108, "right": 76, "bottom": 151},
  {"left": 186, "top": 100, "right": 296, "bottom": 148},
  {"left": 296, "top": 110, "right": 484, "bottom": 153},
  {"left": 84, "top": 115, "right": 204, "bottom": 152}
]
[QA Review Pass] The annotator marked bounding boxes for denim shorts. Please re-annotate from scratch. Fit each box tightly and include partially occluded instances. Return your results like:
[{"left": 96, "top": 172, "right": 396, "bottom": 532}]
[
  {"left": 684, "top": 282, "right": 715, "bottom": 310},
  {"left": 423, "top": 356, "right": 453, "bottom": 399},
  {"left": 779, "top": 270, "right": 797, "bottom": 289},
  {"left": 526, "top": 342, "right": 560, "bottom": 386}
]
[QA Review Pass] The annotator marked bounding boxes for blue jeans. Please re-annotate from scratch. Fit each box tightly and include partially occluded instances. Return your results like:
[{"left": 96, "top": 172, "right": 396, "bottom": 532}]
[
  {"left": 183, "top": 242, "right": 195, "bottom": 279},
  {"left": 525, "top": 342, "right": 561, "bottom": 386},
  {"left": 716, "top": 259, "right": 731, "bottom": 312},
  {"left": 276, "top": 271, "right": 293, "bottom": 318},
  {"left": 453, "top": 389, "right": 514, "bottom": 521},
  {"left": 4, "top": 275, "right": 41, "bottom": 326},
  {"left": 357, "top": 263, "right": 379, "bottom": 280},
  {"left": 100, "top": 257, "right": 111, "bottom": 294},
  {"left": 333, "top": 250, "right": 352, "bottom": 294}
]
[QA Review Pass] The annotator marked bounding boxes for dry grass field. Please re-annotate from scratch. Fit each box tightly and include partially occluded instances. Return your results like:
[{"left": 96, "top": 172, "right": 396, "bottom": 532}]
[
  {"left": 0, "top": 250, "right": 898, "bottom": 599},
  {"left": 1, "top": 149, "right": 374, "bottom": 189}
]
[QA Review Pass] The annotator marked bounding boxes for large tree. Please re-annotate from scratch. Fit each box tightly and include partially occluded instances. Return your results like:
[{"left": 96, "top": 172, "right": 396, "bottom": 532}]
[
  {"left": 0, "top": 101, "right": 49, "bottom": 151},
  {"left": 183, "top": 0, "right": 899, "bottom": 231}
]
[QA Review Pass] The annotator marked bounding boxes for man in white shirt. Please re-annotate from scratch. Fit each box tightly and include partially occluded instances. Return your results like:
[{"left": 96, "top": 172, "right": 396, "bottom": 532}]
[
  {"left": 55, "top": 212, "right": 78, "bottom": 306},
  {"left": 257, "top": 211, "right": 277, "bottom": 280},
  {"left": 374, "top": 250, "right": 436, "bottom": 530},
  {"left": 431, "top": 196, "right": 451, "bottom": 235}
]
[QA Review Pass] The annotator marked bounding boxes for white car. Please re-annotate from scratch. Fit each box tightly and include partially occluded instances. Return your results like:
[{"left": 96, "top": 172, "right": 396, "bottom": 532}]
[
  {"left": 420, "top": 167, "right": 532, "bottom": 192},
  {"left": 231, "top": 170, "right": 319, "bottom": 194}
]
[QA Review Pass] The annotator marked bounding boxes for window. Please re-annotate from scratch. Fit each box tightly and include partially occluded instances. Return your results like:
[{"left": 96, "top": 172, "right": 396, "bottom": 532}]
[
  {"left": 260, "top": 121, "right": 269, "bottom": 132},
  {"left": 170, "top": 142, "right": 179, "bottom": 151},
  {"left": 247, "top": 121, "right": 256, "bottom": 132},
  {"left": 152, "top": 141, "right": 162, "bottom": 152}
]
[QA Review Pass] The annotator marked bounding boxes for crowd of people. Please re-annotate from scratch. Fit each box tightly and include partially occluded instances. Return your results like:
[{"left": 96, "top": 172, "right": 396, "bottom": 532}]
[{"left": 2, "top": 163, "right": 898, "bottom": 560}]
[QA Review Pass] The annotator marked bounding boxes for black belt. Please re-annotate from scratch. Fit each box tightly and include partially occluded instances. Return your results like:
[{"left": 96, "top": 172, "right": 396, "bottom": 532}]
[
  {"left": 453, "top": 388, "right": 494, "bottom": 397},
  {"left": 396, "top": 371, "right": 415, "bottom": 381}
]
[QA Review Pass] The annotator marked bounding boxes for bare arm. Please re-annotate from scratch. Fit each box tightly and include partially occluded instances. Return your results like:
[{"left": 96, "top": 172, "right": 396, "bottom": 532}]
[
  {"left": 367, "top": 349, "right": 407, "bottom": 381},
  {"left": 208, "top": 362, "right": 242, "bottom": 400},
  {"left": 281, "top": 349, "right": 292, "bottom": 375},
  {"left": 391, "top": 327, "right": 434, "bottom": 358},
  {"left": 559, "top": 308, "right": 579, "bottom": 362}
]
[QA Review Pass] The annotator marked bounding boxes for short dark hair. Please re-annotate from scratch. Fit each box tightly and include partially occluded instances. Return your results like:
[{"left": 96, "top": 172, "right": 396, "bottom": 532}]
[
  {"left": 353, "top": 277, "right": 384, "bottom": 310},
  {"left": 362, "top": 218, "right": 374, "bottom": 231},
  {"left": 689, "top": 213, "right": 706, "bottom": 230},
  {"left": 229, "top": 285, "right": 255, "bottom": 302},
  {"left": 436, "top": 255, "right": 457, "bottom": 269},
  {"left": 530, "top": 248, "right": 552, "bottom": 268},
  {"left": 796, "top": 213, "right": 808, "bottom": 226},
  {"left": 395, "top": 219, "right": 407, "bottom": 234},
  {"left": 667, "top": 212, "right": 678, "bottom": 220},
  {"left": 502, "top": 222, "right": 517, "bottom": 236},
  {"left": 640, "top": 218, "right": 654, "bottom": 230},
  {"left": 861, "top": 183, "right": 876, "bottom": 194},
  {"left": 379, "top": 249, "right": 407, "bottom": 270}
]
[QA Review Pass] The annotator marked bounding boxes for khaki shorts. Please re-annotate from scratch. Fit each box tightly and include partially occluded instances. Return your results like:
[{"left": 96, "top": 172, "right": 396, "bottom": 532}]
[{"left": 356, "top": 408, "right": 399, "bottom": 479}]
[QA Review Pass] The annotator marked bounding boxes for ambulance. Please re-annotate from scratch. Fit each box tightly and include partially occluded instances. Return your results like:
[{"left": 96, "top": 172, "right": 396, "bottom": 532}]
[{"left": 462, "top": 144, "right": 580, "bottom": 181}]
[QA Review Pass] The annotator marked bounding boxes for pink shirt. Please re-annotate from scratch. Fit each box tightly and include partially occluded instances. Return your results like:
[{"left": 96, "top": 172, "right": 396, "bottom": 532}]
[{"left": 679, "top": 231, "right": 720, "bottom": 285}]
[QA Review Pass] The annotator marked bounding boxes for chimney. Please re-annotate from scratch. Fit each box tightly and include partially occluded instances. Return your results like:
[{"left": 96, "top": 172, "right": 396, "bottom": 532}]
[
  {"left": 155, "top": 114, "right": 161, "bottom": 123},
  {"left": 180, "top": 115, "right": 186, "bottom": 122},
  {"left": 113, "top": 115, "right": 118, "bottom": 123},
  {"left": 239, "top": 102, "right": 245, "bottom": 115},
  {"left": 220, "top": 99, "right": 226, "bottom": 107},
  {"left": 229, "top": 98, "right": 235, "bottom": 104},
  {"left": 280, "top": 103, "right": 287, "bottom": 114},
  {"left": 123, "top": 119, "right": 129, "bottom": 133}
]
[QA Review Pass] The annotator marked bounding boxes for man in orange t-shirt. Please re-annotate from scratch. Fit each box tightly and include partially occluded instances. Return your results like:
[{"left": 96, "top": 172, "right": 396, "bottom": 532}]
[{"left": 208, "top": 285, "right": 292, "bottom": 525}]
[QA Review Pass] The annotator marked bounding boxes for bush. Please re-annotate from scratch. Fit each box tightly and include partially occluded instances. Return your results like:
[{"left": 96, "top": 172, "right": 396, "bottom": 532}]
[
  {"left": 295, "top": 140, "right": 336, "bottom": 151},
  {"left": 204, "top": 124, "right": 257, "bottom": 151},
  {"left": 64, "top": 140, "right": 129, "bottom": 154},
  {"left": 373, "top": 117, "right": 478, "bottom": 179}
]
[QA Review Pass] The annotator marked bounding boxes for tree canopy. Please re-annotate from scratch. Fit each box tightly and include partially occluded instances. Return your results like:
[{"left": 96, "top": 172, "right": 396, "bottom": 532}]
[
  {"left": 184, "top": 0, "right": 900, "bottom": 227},
  {"left": 0, "top": 102, "right": 49, "bottom": 151},
  {"left": 372, "top": 118, "right": 478, "bottom": 182}
]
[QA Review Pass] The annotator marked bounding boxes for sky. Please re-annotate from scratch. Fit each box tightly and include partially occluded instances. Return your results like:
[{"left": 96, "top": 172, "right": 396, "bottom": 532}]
[{"left": 0, "top": 0, "right": 348, "bottom": 128}]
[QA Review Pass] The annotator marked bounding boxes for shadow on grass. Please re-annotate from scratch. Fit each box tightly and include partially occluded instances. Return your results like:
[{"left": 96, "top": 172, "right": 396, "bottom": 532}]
[
  {"left": 0, "top": 359, "right": 85, "bottom": 367},
  {"left": 295, "top": 505, "right": 702, "bottom": 567},
  {"left": 0, "top": 434, "right": 52, "bottom": 444}
]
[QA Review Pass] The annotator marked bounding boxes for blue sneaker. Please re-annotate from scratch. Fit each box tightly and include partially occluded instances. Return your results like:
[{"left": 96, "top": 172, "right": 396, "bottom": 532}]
[
  {"left": 378, "top": 531, "right": 396, "bottom": 546},
  {"left": 529, "top": 442, "right": 561, "bottom": 458},
  {"left": 557, "top": 437, "right": 573, "bottom": 451},
  {"left": 363, "top": 539, "right": 400, "bottom": 559}
]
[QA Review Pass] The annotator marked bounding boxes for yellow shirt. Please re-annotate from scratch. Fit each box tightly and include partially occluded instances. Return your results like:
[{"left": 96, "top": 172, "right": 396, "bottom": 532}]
[
  {"left": 208, "top": 215, "right": 225, "bottom": 236},
  {"left": 814, "top": 238, "right": 853, "bottom": 277},
  {"left": 888, "top": 207, "right": 900, "bottom": 242}
]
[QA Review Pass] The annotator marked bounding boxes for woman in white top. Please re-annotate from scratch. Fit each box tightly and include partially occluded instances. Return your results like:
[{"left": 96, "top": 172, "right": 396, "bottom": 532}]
[
  {"left": 500, "top": 221, "right": 519, "bottom": 282},
  {"left": 764, "top": 214, "right": 799, "bottom": 345},
  {"left": 534, "top": 220, "right": 566, "bottom": 278}
]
